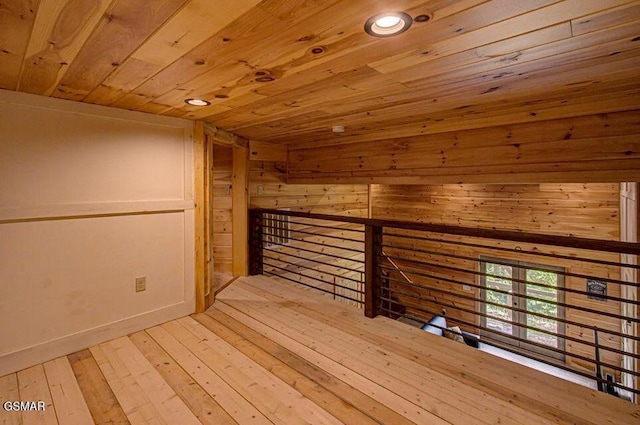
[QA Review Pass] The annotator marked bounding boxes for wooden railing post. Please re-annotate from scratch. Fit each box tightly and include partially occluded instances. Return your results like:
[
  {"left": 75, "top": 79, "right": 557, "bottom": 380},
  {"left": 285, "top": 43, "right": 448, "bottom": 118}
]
[
  {"left": 249, "top": 209, "right": 263, "bottom": 275},
  {"left": 365, "top": 224, "right": 382, "bottom": 318}
]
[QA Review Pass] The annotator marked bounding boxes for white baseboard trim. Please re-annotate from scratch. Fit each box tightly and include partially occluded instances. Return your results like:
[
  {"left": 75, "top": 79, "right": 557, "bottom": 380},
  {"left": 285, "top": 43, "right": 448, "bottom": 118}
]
[{"left": 0, "top": 301, "right": 194, "bottom": 376}]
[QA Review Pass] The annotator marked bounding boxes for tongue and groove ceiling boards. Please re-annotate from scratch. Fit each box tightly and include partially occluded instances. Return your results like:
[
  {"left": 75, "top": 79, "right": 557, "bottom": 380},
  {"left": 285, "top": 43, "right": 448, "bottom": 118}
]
[{"left": 1, "top": 0, "right": 639, "bottom": 147}]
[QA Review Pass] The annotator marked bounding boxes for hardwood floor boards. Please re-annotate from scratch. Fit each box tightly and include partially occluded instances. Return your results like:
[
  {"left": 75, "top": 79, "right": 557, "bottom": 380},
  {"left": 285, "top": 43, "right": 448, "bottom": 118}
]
[
  {"left": 67, "top": 350, "right": 129, "bottom": 425},
  {"left": 1, "top": 275, "right": 639, "bottom": 424}
]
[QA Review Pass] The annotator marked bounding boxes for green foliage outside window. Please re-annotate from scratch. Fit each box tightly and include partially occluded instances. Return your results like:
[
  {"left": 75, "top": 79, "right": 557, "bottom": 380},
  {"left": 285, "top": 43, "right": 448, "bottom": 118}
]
[{"left": 484, "top": 262, "right": 560, "bottom": 346}]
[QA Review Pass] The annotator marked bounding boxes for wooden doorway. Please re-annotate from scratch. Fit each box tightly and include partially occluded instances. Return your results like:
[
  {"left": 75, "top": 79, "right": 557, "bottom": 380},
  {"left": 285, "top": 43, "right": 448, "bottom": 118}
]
[{"left": 195, "top": 123, "right": 249, "bottom": 313}]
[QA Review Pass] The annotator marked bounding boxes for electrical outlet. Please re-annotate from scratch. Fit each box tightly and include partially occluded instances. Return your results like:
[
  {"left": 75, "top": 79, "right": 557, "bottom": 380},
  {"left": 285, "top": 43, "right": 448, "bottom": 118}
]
[
  {"left": 135, "top": 276, "right": 146, "bottom": 292},
  {"left": 463, "top": 285, "right": 471, "bottom": 292},
  {"left": 257, "top": 185, "right": 264, "bottom": 195}
]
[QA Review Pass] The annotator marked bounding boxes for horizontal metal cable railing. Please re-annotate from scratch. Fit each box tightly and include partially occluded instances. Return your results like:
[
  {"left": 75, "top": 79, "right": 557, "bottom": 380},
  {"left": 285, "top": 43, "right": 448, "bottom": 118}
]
[
  {"left": 248, "top": 208, "right": 640, "bottom": 400},
  {"left": 249, "top": 209, "right": 365, "bottom": 307}
]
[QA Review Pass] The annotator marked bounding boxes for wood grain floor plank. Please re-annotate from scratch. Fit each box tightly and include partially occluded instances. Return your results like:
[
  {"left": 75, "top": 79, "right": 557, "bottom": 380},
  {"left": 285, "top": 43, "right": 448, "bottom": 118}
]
[
  {"left": 16, "top": 365, "right": 58, "bottom": 425},
  {"left": 237, "top": 277, "right": 584, "bottom": 424},
  {"left": 43, "top": 357, "right": 94, "bottom": 425},
  {"left": 218, "top": 285, "right": 507, "bottom": 425},
  {"left": 0, "top": 374, "right": 22, "bottom": 425},
  {"left": 105, "top": 337, "right": 201, "bottom": 425},
  {"left": 230, "top": 282, "right": 561, "bottom": 425},
  {"left": 211, "top": 298, "right": 448, "bottom": 425},
  {"left": 90, "top": 343, "right": 165, "bottom": 425},
  {"left": 191, "top": 312, "right": 383, "bottom": 425},
  {"left": 67, "top": 350, "right": 130, "bottom": 425},
  {"left": 129, "top": 330, "right": 238, "bottom": 425},
  {"left": 167, "top": 317, "right": 344, "bottom": 425},
  {"left": 145, "top": 324, "right": 272, "bottom": 425},
  {"left": 231, "top": 276, "right": 640, "bottom": 425},
  {"left": 198, "top": 309, "right": 416, "bottom": 425}
]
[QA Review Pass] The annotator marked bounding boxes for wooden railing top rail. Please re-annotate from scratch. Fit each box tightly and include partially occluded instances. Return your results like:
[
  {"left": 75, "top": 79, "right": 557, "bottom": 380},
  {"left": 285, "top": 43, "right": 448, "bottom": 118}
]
[{"left": 252, "top": 208, "right": 640, "bottom": 256}]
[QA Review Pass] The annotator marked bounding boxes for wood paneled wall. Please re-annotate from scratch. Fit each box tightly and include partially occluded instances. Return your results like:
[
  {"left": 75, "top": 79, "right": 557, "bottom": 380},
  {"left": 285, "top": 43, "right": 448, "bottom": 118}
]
[
  {"left": 249, "top": 142, "right": 368, "bottom": 217},
  {"left": 287, "top": 111, "right": 640, "bottom": 184},
  {"left": 372, "top": 183, "right": 623, "bottom": 375},
  {"left": 372, "top": 183, "right": 620, "bottom": 237}
]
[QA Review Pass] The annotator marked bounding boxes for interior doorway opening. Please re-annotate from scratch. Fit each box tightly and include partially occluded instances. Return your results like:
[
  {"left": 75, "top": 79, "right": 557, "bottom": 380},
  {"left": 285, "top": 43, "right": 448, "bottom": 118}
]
[{"left": 211, "top": 143, "right": 234, "bottom": 293}]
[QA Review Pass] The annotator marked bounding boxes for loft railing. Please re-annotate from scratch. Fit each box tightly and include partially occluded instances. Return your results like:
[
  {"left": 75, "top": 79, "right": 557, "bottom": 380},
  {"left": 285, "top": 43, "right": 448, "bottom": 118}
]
[
  {"left": 248, "top": 208, "right": 640, "bottom": 400},
  {"left": 248, "top": 209, "right": 365, "bottom": 306}
]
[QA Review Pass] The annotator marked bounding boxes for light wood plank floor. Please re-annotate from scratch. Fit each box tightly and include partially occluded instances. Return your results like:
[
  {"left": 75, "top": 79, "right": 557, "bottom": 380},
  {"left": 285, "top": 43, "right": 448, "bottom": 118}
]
[{"left": 2, "top": 275, "right": 639, "bottom": 424}]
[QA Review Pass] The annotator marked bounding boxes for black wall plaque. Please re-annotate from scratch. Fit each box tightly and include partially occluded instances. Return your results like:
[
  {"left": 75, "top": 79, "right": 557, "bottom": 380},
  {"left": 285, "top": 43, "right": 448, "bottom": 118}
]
[{"left": 587, "top": 279, "right": 607, "bottom": 301}]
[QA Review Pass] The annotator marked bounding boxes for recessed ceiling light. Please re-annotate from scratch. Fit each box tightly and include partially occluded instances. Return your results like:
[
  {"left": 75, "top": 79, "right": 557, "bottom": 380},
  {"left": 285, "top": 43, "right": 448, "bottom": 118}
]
[
  {"left": 377, "top": 16, "right": 401, "bottom": 28},
  {"left": 332, "top": 125, "right": 345, "bottom": 133},
  {"left": 185, "top": 98, "right": 210, "bottom": 106},
  {"left": 364, "top": 12, "right": 412, "bottom": 37}
]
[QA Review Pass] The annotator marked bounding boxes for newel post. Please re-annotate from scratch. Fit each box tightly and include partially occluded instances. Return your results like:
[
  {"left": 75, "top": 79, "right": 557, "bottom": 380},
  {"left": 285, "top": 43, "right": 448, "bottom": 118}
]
[
  {"left": 248, "top": 209, "right": 264, "bottom": 275},
  {"left": 364, "top": 224, "right": 383, "bottom": 318}
]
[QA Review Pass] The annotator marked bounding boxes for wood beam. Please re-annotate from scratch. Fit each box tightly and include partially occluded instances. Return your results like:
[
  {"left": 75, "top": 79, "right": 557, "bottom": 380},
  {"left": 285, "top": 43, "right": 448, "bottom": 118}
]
[
  {"left": 203, "top": 123, "right": 248, "bottom": 148},
  {"left": 249, "top": 140, "right": 287, "bottom": 162},
  {"left": 194, "top": 121, "right": 211, "bottom": 313},
  {"left": 232, "top": 144, "right": 249, "bottom": 276},
  {"left": 287, "top": 110, "right": 640, "bottom": 185}
]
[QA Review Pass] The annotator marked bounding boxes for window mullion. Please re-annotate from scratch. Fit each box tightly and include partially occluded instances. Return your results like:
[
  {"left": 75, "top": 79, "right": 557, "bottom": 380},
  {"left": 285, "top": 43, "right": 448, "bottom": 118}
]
[{"left": 516, "top": 265, "right": 527, "bottom": 342}]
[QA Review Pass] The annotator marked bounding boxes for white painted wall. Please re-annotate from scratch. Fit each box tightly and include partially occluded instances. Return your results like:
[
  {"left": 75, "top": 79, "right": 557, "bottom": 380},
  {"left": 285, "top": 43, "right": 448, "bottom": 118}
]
[{"left": 0, "top": 90, "right": 195, "bottom": 375}]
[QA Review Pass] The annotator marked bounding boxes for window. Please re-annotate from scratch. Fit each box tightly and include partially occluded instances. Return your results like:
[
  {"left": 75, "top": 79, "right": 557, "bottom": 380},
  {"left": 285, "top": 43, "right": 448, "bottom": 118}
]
[
  {"left": 480, "top": 257, "right": 565, "bottom": 361},
  {"left": 264, "top": 210, "right": 290, "bottom": 248}
]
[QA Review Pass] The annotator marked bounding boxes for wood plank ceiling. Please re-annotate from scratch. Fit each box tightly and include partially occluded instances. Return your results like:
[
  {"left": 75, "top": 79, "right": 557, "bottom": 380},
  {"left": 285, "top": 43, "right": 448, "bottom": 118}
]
[{"left": 1, "top": 0, "right": 639, "bottom": 146}]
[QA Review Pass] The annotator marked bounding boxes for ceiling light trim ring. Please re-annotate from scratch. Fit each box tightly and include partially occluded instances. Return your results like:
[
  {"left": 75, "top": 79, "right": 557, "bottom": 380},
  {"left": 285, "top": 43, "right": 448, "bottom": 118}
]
[
  {"left": 185, "top": 98, "right": 211, "bottom": 106},
  {"left": 364, "top": 12, "right": 413, "bottom": 38}
]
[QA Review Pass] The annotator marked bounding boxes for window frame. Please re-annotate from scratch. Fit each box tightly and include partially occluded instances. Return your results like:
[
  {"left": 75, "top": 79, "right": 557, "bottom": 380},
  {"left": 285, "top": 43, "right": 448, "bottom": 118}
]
[
  {"left": 263, "top": 209, "right": 291, "bottom": 249},
  {"left": 479, "top": 256, "right": 566, "bottom": 362}
]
